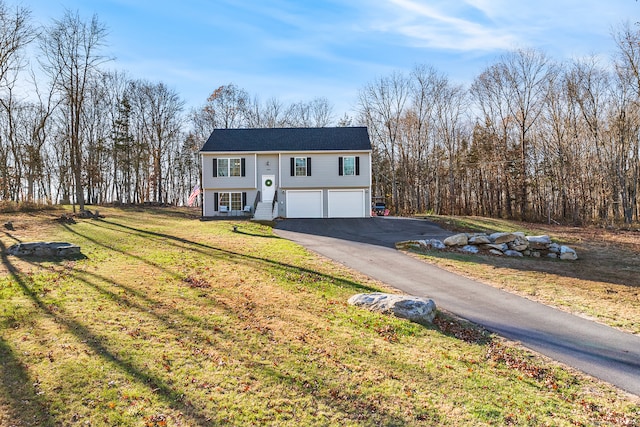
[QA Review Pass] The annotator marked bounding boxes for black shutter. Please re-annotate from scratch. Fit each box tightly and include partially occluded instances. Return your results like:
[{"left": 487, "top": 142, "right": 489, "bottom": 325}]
[
  {"left": 290, "top": 157, "right": 295, "bottom": 176},
  {"left": 213, "top": 158, "right": 217, "bottom": 177},
  {"left": 338, "top": 157, "right": 343, "bottom": 176},
  {"left": 355, "top": 156, "right": 360, "bottom": 176},
  {"left": 241, "top": 158, "right": 246, "bottom": 177},
  {"left": 307, "top": 157, "right": 312, "bottom": 176},
  {"left": 214, "top": 192, "right": 219, "bottom": 211},
  {"left": 242, "top": 192, "right": 247, "bottom": 207}
]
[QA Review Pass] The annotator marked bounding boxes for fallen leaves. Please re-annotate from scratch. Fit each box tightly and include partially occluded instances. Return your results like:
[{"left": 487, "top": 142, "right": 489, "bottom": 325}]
[
  {"left": 144, "top": 413, "right": 167, "bottom": 426},
  {"left": 181, "top": 276, "right": 210, "bottom": 289},
  {"left": 486, "top": 342, "right": 553, "bottom": 384},
  {"left": 433, "top": 313, "right": 490, "bottom": 344}
]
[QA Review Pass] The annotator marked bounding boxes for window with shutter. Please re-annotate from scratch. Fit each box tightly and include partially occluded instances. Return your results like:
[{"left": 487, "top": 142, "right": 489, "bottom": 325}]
[
  {"left": 294, "top": 157, "right": 307, "bottom": 176},
  {"left": 216, "top": 157, "right": 244, "bottom": 177}
]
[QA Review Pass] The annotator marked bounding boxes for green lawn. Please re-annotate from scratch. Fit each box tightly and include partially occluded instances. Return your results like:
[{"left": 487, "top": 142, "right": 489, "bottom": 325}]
[{"left": 0, "top": 207, "right": 637, "bottom": 426}]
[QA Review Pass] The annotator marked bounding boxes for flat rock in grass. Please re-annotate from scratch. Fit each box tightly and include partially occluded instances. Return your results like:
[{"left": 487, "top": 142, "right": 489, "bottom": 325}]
[
  {"left": 348, "top": 292, "right": 436, "bottom": 326},
  {"left": 7, "top": 242, "right": 81, "bottom": 258}
]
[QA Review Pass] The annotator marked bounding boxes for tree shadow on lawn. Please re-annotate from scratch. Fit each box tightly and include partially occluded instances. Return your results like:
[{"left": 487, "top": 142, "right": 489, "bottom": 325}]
[
  {"left": 2, "top": 220, "right": 436, "bottom": 425},
  {"left": 232, "top": 228, "right": 280, "bottom": 239},
  {"left": 0, "top": 240, "right": 216, "bottom": 426},
  {"left": 0, "top": 335, "right": 57, "bottom": 427},
  {"left": 51, "top": 267, "right": 421, "bottom": 425},
  {"left": 83, "top": 218, "right": 380, "bottom": 294}
]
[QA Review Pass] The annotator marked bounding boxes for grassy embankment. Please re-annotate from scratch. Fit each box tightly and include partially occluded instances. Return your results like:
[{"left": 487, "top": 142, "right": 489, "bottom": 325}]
[{"left": 0, "top": 207, "right": 637, "bottom": 426}]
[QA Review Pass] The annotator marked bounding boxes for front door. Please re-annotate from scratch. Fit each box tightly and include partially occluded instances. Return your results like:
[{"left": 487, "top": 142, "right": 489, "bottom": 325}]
[{"left": 262, "top": 175, "right": 276, "bottom": 202}]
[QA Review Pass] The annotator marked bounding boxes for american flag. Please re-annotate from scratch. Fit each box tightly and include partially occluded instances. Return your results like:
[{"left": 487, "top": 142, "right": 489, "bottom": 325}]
[{"left": 187, "top": 184, "right": 200, "bottom": 206}]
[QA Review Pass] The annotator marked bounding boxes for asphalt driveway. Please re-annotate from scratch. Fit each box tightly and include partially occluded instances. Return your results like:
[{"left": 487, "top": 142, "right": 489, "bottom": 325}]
[{"left": 274, "top": 217, "right": 640, "bottom": 397}]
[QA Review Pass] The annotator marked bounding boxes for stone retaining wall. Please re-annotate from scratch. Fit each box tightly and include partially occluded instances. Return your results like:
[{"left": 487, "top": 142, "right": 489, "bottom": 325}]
[{"left": 401, "top": 232, "right": 578, "bottom": 260}]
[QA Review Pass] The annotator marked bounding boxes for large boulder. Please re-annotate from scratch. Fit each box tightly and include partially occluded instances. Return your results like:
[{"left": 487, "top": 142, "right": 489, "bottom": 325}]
[
  {"left": 415, "top": 239, "right": 446, "bottom": 250},
  {"left": 427, "top": 239, "right": 446, "bottom": 249},
  {"left": 468, "top": 234, "right": 491, "bottom": 245},
  {"left": 508, "top": 235, "right": 529, "bottom": 252},
  {"left": 526, "top": 235, "right": 552, "bottom": 249},
  {"left": 443, "top": 233, "right": 468, "bottom": 246},
  {"left": 548, "top": 243, "right": 560, "bottom": 253},
  {"left": 490, "top": 232, "right": 519, "bottom": 244},
  {"left": 460, "top": 245, "right": 479, "bottom": 254},
  {"left": 560, "top": 246, "right": 578, "bottom": 260},
  {"left": 348, "top": 293, "right": 436, "bottom": 326},
  {"left": 483, "top": 243, "right": 508, "bottom": 252}
]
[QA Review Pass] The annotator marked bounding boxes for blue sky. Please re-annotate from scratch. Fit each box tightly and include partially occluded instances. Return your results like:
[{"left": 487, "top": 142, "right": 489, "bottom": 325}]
[{"left": 27, "top": 0, "right": 638, "bottom": 118}]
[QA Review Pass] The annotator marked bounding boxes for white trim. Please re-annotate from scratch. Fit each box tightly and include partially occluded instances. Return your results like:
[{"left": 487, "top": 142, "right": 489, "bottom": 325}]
[
  {"left": 278, "top": 153, "right": 282, "bottom": 190},
  {"left": 254, "top": 153, "right": 258, "bottom": 190},
  {"left": 200, "top": 155, "right": 205, "bottom": 217}
]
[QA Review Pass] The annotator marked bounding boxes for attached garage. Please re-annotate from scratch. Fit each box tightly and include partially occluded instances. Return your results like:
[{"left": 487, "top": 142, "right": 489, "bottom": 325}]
[
  {"left": 286, "top": 190, "right": 323, "bottom": 218},
  {"left": 328, "top": 189, "right": 365, "bottom": 218}
]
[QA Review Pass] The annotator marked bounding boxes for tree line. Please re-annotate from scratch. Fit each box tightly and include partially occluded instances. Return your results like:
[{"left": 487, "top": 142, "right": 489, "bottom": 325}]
[
  {"left": 1, "top": 1, "right": 639, "bottom": 225},
  {"left": 360, "top": 26, "right": 640, "bottom": 225},
  {"left": 0, "top": 3, "right": 338, "bottom": 211}
]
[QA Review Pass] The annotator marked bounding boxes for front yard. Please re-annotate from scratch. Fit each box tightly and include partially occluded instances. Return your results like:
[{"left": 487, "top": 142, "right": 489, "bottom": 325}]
[{"left": 0, "top": 207, "right": 637, "bottom": 426}]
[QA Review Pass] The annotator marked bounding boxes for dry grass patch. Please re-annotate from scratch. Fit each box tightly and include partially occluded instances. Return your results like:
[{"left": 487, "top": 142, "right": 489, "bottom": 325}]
[
  {"left": 417, "top": 215, "right": 640, "bottom": 334},
  {"left": 0, "top": 207, "right": 638, "bottom": 426}
]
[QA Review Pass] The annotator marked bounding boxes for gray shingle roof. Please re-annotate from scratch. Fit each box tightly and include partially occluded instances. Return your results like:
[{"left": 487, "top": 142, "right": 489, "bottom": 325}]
[{"left": 200, "top": 127, "right": 371, "bottom": 152}]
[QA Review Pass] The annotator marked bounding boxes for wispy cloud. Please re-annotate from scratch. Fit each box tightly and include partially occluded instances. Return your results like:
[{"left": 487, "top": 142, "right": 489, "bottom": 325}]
[
  {"left": 26, "top": 0, "right": 640, "bottom": 116},
  {"left": 367, "top": 0, "right": 519, "bottom": 51}
]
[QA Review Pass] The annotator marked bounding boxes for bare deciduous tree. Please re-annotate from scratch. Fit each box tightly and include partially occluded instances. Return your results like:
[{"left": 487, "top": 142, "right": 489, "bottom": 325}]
[
  {"left": 358, "top": 71, "right": 410, "bottom": 213},
  {"left": 39, "top": 10, "right": 108, "bottom": 211},
  {"left": 129, "top": 80, "right": 184, "bottom": 204}
]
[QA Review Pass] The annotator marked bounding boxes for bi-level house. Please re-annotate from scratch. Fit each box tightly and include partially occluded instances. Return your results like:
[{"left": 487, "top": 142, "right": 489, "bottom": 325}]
[{"left": 199, "top": 127, "right": 372, "bottom": 219}]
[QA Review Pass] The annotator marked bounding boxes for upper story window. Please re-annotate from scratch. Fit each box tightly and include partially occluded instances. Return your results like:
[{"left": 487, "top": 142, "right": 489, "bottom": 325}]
[
  {"left": 213, "top": 158, "right": 245, "bottom": 177},
  {"left": 339, "top": 156, "right": 360, "bottom": 176},
  {"left": 290, "top": 157, "right": 312, "bottom": 176},
  {"left": 295, "top": 157, "right": 307, "bottom": 176}
]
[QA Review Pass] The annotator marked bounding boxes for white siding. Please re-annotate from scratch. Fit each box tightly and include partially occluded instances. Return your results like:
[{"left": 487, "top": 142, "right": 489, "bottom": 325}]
[{"left": 279, "top": 152, "right": 370, "bottom": 189}]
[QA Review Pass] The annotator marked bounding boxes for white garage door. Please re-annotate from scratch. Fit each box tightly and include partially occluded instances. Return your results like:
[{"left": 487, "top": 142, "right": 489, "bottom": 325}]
[
  {"left": 328, "top": 190, "right": 365, "bottom": 218},
  {"left": 286, "top": 190, "right": 323, "bottom": 218}
]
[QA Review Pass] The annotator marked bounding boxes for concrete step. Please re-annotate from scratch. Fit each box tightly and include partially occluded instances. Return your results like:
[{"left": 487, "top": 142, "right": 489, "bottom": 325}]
[{"left": 252, "top": 202, "right": 275, "bottom": 220}]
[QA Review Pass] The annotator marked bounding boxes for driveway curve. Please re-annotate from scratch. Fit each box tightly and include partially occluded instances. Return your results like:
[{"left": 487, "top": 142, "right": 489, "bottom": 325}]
[{"left": 274, "top": 217, "right": 640, "bottom": 397}]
